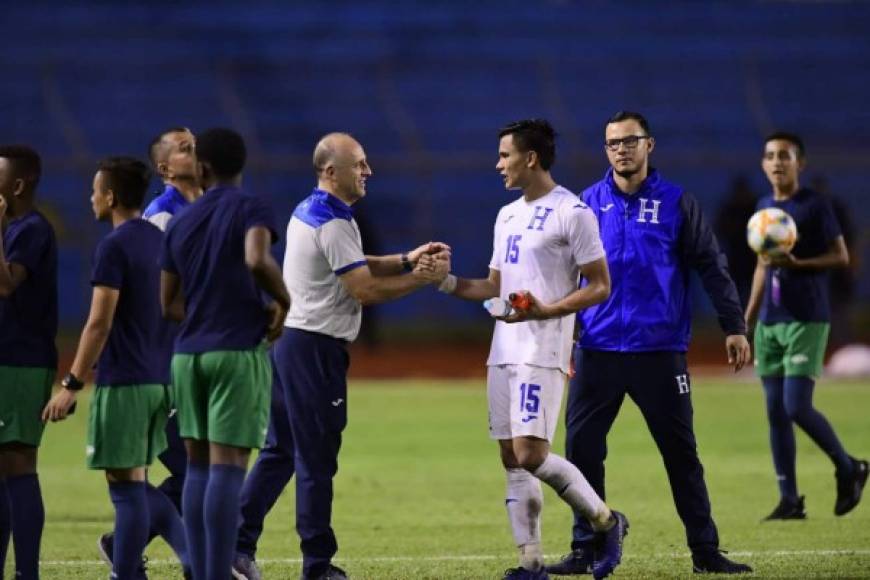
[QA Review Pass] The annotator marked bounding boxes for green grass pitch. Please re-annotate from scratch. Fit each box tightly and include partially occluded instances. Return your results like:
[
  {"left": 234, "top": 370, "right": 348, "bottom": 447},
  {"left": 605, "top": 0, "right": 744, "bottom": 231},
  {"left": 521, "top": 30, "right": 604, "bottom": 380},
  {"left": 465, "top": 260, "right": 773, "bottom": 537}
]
[{"left": 8, "top": 378, "right": 870, "bottom": 579}]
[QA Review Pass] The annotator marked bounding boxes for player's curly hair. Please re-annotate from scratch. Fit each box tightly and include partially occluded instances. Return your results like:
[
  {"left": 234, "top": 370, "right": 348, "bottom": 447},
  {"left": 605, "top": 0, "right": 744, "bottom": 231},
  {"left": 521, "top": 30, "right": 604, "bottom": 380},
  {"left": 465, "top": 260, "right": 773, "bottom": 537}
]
[{"left": 196, "top": 128, "right": 247, "bottom": 179}]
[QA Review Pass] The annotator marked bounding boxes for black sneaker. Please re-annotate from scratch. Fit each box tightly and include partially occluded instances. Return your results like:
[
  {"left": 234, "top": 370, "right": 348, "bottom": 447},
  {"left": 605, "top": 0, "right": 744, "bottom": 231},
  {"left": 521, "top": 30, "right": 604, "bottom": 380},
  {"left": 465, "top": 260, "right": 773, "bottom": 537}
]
[
  {"left": 97, "top": 533, "right": 114, "bottom": 569},
  {"left": 137, "top": 556, "right": 149, "bottom": 580},
  {"left": 692, "top": 550, "right": 752, "bottom": 574},
  {"left": 96, "top": 532, "right": 148, "bottom": 579},
  {"left": 762, "top": 495, "right": 806, "bottom": 521},
  {"left": 835, "top": 458, "right": 869, "bottom": 516},
  {"left": 545, "top": 548, "right": 593, "bottom": 575},
  {"left": 503, "top": 567, "right": 550, "bottom": 579},
  {"left": 304, "top": 564, "right": 349, "bottom": 580}
]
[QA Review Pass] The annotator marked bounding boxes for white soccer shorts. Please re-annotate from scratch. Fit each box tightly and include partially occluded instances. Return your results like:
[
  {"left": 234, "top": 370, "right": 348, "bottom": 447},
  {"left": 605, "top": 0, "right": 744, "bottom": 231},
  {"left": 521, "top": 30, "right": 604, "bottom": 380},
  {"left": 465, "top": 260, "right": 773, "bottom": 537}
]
[{"left": 486, "top": 364, "right": 566, "bottom": 442}]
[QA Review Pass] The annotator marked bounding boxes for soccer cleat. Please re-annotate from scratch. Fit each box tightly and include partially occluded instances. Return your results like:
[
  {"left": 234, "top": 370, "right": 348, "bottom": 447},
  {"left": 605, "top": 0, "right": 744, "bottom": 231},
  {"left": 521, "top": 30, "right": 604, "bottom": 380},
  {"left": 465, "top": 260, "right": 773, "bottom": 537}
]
[
  {"left": 592, "top": 511, "right": 629, "bottom": 579},
  {"left": 835, "top": 458, "right": 869, "bottom": 516},
  {"left": 692, "top": 550, "right": 752, "bottom": 574},
  {"left": 137, "top": 556, "right": 149, "bottom": 580},
  {"left": 545, "top": 548, "right": 593, "bottom": 575},
  {"left": 97, "top": 533, "right": 114, "bottom": 569},
  {"left": 762, "top": 495, "right": 807, "bottom": 521},
  {"left": 503, "top": 567, "right": 550, "bottom": 579},
  {"left": 231, "top": 553, "right": 262, "bottom": 580},
  {"left": 304, "top": 563, "right": 349, "bottom": 580},
  {"left": 97, "top": 532, "right": 148, "bottom": 579},
  {"left": 546, "top": 548, "right": 593, "bottom": 576}
]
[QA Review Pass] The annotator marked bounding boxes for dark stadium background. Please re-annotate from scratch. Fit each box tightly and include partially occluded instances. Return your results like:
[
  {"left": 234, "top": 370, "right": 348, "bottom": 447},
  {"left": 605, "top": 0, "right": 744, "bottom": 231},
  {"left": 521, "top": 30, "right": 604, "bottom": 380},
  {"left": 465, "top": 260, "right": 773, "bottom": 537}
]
[{"left": 2, "top": 2, "right": 868, "bottom": 373}]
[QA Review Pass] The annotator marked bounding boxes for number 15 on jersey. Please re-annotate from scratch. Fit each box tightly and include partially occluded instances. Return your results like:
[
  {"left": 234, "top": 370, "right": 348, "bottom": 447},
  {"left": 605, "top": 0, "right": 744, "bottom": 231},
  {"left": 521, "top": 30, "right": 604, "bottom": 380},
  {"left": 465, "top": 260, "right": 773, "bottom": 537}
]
[{"left": 505, "top": 234, "right": 521, "bottom": 264}]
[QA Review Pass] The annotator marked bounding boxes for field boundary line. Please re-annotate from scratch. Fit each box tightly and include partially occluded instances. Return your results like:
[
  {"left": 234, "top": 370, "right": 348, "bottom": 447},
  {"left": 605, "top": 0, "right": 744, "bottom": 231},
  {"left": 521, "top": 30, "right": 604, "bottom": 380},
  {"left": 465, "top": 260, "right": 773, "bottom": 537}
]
[{"left": 39, "top": 549, "right": 870, "bottom": 567}]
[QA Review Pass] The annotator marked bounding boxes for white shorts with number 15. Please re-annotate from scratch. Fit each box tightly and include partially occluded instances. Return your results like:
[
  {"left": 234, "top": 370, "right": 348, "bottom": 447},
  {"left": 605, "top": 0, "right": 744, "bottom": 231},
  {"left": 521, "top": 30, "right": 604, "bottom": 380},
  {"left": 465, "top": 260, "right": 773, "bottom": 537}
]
[{"left": 487, "top": 364, "right": 565, "bottom": 442}]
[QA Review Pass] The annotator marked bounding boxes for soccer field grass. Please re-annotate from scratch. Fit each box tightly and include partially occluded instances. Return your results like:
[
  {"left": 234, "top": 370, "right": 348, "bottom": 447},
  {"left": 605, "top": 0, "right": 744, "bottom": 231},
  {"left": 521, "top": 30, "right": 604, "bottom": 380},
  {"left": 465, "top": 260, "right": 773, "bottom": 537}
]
[{"left": 9, "top": 378, "right": 870, "bottom": 579}]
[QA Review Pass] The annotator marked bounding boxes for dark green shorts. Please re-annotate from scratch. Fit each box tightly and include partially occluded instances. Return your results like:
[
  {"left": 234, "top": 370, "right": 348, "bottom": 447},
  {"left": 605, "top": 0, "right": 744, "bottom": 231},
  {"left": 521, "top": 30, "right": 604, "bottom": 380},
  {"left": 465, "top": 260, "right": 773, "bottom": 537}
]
[
  {"left": 171, "top": 347, "right": 271, "bottom": 449},
  {"left": 754, "top": 321, "right": 829, "bottom": 378},
  {"left": 86, "top": 384, "right": 171, "bottom": 470},
  {"left": 0, "top": 366, "right": 55, "bottom": 447}
]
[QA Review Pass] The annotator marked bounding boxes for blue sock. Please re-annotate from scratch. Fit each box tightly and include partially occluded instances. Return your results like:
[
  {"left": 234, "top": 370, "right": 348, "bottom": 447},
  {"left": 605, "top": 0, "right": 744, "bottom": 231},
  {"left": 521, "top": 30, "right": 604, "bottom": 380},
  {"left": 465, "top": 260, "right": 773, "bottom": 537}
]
[
  {"left": 762, "top": 377, "right": 798, "bottom": 501},
  {"left": 6, "top": 474, "right": 44, "bottom": 580},
  {"left": 784, "top": 376, "right": 852, "bottom": 473},
  {"left": 146, "top": 483, "right": 190, "bottom": 571},
  {"left": 109, "top": 481, "right": 149, "bottom": 580},
  {"left": 204, "top": 465, "right": 246, "bottom": 580},
  {"left": 182, "top": 463, "right": 209, "bottom": 580},
  {"left": 0, "top": 480, "right": 10, "bottom": 574}
]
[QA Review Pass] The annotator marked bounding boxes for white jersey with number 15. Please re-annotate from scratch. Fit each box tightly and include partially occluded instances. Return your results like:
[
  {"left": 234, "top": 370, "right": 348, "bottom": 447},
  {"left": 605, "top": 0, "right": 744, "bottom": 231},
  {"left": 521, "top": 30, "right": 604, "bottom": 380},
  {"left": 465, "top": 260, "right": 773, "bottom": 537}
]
[{"left": 487, "top": 185, "right": 605, "bottom": 373}]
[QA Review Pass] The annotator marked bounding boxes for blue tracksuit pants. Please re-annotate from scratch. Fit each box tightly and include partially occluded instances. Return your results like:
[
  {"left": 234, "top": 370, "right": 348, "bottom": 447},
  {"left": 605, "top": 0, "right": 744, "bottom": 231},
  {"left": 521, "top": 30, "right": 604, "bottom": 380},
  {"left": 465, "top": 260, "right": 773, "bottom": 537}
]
[
  {"left": 565, "top": 348, "right": 720, "bottom": 553},
  {"left": 237, "top": 328, "right": 349, "bottom": 577}
]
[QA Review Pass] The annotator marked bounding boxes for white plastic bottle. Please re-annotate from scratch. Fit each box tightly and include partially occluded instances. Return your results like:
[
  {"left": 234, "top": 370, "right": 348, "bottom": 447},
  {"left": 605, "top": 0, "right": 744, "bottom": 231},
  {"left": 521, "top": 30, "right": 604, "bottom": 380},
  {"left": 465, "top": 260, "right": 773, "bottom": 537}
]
[{"left": 483, "top": 297, "right": 513, "bottom": 318}]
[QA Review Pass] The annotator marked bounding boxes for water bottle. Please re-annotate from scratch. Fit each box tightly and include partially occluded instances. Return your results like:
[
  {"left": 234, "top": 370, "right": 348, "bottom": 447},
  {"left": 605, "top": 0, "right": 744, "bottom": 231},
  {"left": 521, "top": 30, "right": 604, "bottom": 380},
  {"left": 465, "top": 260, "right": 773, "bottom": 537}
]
[{"left": 483, "top": 297, "right": 513, "bottom": 318}]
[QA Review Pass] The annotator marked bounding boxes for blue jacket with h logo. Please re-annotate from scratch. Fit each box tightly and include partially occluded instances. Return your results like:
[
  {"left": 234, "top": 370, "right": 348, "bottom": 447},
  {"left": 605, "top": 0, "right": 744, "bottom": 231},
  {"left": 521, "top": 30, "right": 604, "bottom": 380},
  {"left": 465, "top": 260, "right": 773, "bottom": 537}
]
[{"left": 577, "top": 168, "right": 745, "bottom": 352}]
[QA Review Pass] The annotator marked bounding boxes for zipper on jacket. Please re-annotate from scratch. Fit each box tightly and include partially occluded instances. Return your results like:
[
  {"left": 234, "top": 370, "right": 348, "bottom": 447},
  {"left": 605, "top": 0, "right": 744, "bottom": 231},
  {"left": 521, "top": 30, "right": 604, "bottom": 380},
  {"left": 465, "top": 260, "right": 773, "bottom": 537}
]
[{"left": 620, "top": 196, "right": 629, "bottom": 352}]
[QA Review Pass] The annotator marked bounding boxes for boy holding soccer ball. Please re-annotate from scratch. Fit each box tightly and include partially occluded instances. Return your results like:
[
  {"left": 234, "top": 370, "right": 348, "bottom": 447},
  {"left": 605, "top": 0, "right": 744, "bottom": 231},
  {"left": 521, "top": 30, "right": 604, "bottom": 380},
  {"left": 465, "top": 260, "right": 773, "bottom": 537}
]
[{"left": 745, "top": 132, "right": 867, "bottom": 520}]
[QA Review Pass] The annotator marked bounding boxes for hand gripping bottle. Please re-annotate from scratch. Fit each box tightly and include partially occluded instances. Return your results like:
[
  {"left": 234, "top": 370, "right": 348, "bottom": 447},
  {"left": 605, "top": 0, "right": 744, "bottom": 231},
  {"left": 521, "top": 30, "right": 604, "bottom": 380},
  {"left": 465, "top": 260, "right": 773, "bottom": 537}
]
[{"left": 508, "top": 291, "right": 531, "bottom": 312}]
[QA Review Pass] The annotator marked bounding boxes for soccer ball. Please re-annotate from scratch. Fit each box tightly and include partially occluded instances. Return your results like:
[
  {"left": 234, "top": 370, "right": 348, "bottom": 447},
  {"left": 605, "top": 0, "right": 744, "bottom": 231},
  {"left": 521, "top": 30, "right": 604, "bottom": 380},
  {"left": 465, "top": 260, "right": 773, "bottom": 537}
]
[{"left": 746, "top": 207, "right": 797, "bottom": 256}]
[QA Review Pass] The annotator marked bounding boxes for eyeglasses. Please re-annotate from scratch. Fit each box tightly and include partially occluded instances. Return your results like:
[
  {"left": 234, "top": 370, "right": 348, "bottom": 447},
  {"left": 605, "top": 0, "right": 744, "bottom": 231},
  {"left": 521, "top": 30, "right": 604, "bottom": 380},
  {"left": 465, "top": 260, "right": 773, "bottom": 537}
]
[{"left": 604, "top": 135, "right": 650, "bottom": 151}]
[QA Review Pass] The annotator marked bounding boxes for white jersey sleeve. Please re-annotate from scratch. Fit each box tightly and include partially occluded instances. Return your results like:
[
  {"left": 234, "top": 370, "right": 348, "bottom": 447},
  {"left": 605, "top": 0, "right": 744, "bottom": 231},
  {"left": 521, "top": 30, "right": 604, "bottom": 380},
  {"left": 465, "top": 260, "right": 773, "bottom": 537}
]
[
  {"left": 488, "top": 207, "right": 507, "bottom": 271},
  {"left": 563, "top": 201, "right": 606, "bottom": 266},
  {"left": 317, "top": 219, "right": 366, "bottom": 274}
]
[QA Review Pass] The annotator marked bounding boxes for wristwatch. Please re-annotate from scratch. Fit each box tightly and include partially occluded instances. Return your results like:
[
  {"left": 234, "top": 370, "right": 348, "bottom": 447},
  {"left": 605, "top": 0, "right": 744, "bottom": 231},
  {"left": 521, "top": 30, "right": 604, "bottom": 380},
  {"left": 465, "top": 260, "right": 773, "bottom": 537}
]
[
  {"left": 61, "top": 372, "right": 85, "bottom": 391},
  {"left": 400, "top": 253, "right": 413, "bottom": 273}
]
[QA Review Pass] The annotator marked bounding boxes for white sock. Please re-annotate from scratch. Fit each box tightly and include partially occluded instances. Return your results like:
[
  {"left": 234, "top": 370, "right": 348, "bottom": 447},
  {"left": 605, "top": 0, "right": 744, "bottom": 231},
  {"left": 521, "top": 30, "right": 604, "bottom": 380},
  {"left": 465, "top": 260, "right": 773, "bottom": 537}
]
[
  {"left": 519, "top": 542, "right": 544, "bottom": 571},
  {"left": 505, "top": 468, "right": 544, "bottom": 570},
  {"left": 532, "top": 453, "right": 610, "bottom": 529}
]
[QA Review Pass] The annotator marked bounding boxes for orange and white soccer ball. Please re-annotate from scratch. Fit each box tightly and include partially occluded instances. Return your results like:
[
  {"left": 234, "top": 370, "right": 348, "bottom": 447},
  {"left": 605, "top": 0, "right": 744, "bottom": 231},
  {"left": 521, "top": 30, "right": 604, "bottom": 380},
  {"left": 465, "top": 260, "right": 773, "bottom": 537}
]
[{"left": 746, "top": 207, "right": 797, "bottom": 256}]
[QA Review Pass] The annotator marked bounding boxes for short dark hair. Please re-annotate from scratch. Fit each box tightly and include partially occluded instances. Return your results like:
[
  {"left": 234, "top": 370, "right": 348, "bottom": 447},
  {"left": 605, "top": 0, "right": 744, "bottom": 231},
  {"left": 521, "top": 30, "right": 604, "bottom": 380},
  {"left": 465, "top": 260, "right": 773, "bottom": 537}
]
[
  {"left": 0, "top": 145, "right": 42, "bottom": 191},
  {"left": 764, "top": 132, "right": 806, "bottom": 159},
  {"left": 605, "top": 111, "right": 652, "bottom": 136},
  {"left": 148, "top": 127, "right": 189, "bottom": 168},
  {"left": 196, "top": 128, "right": 246, "bottom": 179},
  {"left": 498, "top": 119, "right": 557, "bottom": 170},
  {"left": 97, "top": 156, "right": 151, "bottom": 209}
]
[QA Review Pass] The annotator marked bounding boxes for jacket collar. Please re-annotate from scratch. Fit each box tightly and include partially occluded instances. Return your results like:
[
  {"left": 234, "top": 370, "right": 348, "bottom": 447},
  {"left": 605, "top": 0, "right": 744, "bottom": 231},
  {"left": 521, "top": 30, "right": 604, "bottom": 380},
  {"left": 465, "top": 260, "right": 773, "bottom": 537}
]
[
  {"left": 311, "top": 188, "right": 354, "bottom": 220},
  {"left": 604, "top": 167, "right": 661, "bottom": 198}
]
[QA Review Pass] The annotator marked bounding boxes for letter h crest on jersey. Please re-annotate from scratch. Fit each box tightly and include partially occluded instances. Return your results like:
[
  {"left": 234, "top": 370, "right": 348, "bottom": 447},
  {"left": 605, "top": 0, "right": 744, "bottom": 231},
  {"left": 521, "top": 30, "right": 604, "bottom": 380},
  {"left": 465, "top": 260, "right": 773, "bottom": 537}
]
[
  {"left": 527, "top": 206, "right": 554, "bottom": 231},
  {"left": 636, "top": 198, "right": 661, "bottom": 224}
]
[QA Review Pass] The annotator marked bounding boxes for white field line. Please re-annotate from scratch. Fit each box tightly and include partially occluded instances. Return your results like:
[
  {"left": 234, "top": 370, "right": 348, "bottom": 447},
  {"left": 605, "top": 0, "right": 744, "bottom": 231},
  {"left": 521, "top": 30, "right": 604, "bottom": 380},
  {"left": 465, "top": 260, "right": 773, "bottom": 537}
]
[{"left": 39, "top": 549, "right": 870, "bottom": 567}]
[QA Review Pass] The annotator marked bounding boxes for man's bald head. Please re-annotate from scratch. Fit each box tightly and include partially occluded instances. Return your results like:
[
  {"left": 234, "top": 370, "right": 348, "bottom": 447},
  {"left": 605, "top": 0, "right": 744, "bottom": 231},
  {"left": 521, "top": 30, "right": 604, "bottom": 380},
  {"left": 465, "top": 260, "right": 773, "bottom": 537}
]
[
  {"left": 313, "top": 133, "right": 361, "bottom": 177},
  {"left": 312, "top": 132, "right": 371, "bottom": 203}
]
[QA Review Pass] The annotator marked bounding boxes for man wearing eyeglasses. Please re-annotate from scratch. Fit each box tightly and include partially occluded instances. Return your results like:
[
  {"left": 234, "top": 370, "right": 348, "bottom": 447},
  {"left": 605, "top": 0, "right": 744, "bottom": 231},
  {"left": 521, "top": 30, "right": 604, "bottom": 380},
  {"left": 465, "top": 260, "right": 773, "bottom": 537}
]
[{"left": 546, "top": 111, "right": 753, "bottom": 576}]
